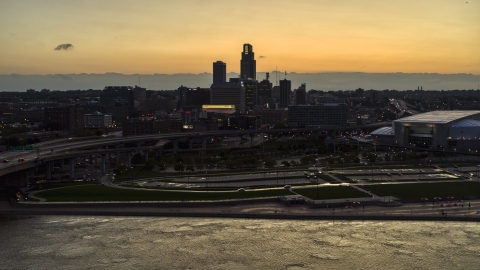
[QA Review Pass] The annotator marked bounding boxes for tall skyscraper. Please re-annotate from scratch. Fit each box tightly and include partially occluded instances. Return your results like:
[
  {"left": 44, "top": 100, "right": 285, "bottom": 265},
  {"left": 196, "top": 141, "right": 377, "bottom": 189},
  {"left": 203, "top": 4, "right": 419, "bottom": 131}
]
[
  {"left": 213, "top": 61, "right": 226, "bottom": 84},
  {"left": 240, "top": 44, "right": 256, "bottom": 80},
  {"left": 279, "top": 79, "right": 291, "bottom": 107}
]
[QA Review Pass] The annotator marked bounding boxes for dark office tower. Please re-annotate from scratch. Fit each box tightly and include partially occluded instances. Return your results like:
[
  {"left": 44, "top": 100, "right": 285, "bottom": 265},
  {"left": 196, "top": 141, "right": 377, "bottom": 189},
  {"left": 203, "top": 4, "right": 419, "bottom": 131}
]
[
  {"left": 258, "top": 77, "right": 272, "bottom": 98},
  {"left": 295, "top": 83, "right": 306, "bottom": 105},
  {"left": 240, "top": 43, "right": 256, "bottom": 79},
  {"left": 213, "top": 61, "right": 226, "bottom": 84},
  {"left": 279, "top": 79, "right": 291, "bottom": 107},
  {"left": 243, "top": 79, "right": 258, "bottom": 111}
]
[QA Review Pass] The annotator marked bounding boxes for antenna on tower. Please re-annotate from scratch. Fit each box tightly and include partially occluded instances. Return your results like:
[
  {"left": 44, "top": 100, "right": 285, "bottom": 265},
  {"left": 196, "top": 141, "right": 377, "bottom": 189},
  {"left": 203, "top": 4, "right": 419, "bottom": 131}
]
[
  {"left": 266, "top": 72, "right": 270, "bottom": 81},
  {"left": 285, "top": 71, "right": 287, "bottom": 80},
  {"left": 138, "top": 75, "right": 141, "bottom": 87}
]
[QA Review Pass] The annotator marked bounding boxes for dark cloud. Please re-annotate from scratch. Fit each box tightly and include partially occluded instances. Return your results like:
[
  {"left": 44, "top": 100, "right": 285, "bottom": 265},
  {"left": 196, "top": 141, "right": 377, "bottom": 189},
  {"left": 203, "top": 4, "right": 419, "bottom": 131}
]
[
  {"left": 54, "top": 44, "right": 73, "bottom": 51},
  {"left": 259, "top": 55, "right": 266, "bottom": 59}
]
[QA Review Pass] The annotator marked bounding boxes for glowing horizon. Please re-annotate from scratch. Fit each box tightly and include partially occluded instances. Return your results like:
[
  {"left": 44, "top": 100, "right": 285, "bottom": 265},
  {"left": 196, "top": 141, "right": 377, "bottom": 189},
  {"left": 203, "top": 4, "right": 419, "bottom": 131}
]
[{"left": 1, "top": 0, "right": 479, "bottom": 75}]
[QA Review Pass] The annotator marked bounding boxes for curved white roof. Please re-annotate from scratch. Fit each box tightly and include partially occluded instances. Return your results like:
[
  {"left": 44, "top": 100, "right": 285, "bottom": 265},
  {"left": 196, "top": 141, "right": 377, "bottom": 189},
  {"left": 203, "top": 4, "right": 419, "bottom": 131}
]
[
  {"left": 451, "top": 119, "right": 480, "bottom": 128},
  {"left": 370, "top": 126, "right": 394, "bottom": 136},
  {"left": 394, "top": 111, "right": 480, "bottom": 124}
]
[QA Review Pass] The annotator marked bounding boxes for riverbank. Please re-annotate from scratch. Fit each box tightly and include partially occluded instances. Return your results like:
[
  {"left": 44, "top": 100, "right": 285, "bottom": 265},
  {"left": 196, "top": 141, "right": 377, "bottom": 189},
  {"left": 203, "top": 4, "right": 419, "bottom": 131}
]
[{"left": 1, "top": 199, "right": 479, "bottom": 222}]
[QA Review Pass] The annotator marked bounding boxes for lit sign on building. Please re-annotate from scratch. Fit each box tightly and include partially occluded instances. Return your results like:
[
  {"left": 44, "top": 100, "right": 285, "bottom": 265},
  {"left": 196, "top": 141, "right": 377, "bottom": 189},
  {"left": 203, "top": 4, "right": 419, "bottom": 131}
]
[{"left": 202, "top": 105, "right": 235, "bottom": 109}]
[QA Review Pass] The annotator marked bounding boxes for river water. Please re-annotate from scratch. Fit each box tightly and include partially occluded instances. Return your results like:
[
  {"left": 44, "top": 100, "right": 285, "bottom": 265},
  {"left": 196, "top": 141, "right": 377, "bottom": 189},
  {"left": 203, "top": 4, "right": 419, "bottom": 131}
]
[{"left": 1, "top": 216, "right": 479, "bottom": 269}]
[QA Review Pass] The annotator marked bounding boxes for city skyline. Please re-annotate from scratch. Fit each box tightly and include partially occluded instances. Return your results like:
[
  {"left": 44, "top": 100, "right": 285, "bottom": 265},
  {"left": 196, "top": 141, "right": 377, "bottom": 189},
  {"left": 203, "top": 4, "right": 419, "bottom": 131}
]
[{"left": 1, "top": 0, "right": 479, "bottom": 75}]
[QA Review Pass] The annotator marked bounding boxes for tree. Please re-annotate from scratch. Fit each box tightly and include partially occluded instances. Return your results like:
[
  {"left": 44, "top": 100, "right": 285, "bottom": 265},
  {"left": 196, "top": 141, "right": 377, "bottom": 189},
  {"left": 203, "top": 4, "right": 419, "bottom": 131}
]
[
  {"left": 174, "top": 164, "right": 185, "bottom": 172},
  {"left": 281, "top": 161, "right": 291, "bottom": 167},
  {"left": 186, "top": 165, "right": 194, "bottom": 172},
  {"left": 264, "top": 158, "right": 276, "bottom": 168}
]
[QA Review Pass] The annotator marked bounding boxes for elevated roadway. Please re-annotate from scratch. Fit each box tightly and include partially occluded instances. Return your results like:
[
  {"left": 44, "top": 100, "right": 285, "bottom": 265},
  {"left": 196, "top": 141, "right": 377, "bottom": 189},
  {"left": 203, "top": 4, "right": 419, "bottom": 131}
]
[{"left": 0, "top": 123, "right": 390, "bottom": 182}]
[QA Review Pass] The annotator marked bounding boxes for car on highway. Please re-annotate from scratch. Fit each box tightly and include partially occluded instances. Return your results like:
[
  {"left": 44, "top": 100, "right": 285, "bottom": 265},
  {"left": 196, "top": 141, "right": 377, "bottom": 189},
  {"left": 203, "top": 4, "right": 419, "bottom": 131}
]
[
  {"left": 17, "top": 158, "right": 24, "bottom": 162},
  {"left": 284, "top": 185, "right": 291, "bottom": 189},
  {"left": 387, "top": 173, "right": 392, "bottom": 177},
  {"left": 397, "top": 172, "right": 403, "bottom": 176},
  {"left": 3, "top": 159, "right": 9, "bottom": 163},
  {"left": 237, "top": 188, "right": 245, "bottom": 192}
]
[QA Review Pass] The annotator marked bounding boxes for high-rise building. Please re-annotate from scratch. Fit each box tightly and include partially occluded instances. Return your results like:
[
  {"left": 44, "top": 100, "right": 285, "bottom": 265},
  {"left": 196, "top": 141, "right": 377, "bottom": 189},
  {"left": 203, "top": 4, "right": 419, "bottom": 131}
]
[
  {"left": 101, "top": 86, "right": 135, "bottom": 119},
  {"left": 242, "top": 79, "right": 257, "bottom": 111},
  {"left": 295, "top": 83, "right": 306, "bottom": 105},
  {"left": 240, "top": 44, "right": 256, "bottom": 80},
  {"left": 279, "top": 79, "right": 291, "bottom": 107},
  {"left": 258, "top": 76, "right": 272, "bottom": 98},
  {"left": 213, "top": 61, "right": 226, "bottom": 84},
  {"left": 210, "top": 83, "right": 246, "bottom": 113}
]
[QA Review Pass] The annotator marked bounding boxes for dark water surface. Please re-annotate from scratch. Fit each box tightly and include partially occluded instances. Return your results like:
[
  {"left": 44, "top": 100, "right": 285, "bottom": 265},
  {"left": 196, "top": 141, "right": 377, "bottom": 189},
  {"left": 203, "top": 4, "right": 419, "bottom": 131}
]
[{"left": 1, "top": 216, "right": 479, "bottom": 269}]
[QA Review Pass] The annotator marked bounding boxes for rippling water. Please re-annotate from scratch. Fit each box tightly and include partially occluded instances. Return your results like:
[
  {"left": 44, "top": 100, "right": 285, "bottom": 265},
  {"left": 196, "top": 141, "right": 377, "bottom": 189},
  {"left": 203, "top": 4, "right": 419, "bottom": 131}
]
[{"left": 1, "top": 216, "right": 480, "bottom": 269}]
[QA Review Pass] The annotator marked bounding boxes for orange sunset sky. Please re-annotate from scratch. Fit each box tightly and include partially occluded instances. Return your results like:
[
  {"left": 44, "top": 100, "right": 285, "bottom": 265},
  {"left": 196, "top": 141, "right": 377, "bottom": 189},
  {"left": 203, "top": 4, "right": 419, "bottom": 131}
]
[{"left": 1, "top": 0, "right": 479, "bottom": 75}]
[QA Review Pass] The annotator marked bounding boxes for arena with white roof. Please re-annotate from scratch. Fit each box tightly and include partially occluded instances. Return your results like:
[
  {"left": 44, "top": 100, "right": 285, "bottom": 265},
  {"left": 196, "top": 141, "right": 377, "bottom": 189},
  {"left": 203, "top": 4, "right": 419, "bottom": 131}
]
[{"left": 370, "top": 111, "right": 480, "bottom": 152}]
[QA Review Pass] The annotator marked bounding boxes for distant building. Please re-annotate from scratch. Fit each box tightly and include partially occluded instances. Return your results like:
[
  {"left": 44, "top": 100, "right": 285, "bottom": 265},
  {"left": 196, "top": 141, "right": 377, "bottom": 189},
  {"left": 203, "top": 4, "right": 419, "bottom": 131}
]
[
  {"left": 210, "top": 83, "right": 246, "bottom": 113},
  {"left": 213, "top": 61, "right": 226, "bottom": 84},
  {"left": 101, "top": 86, "right": 135, "bottom": 119},
  {"left": 202, "top": 105, "right": 236, "bottom": 114},
  {"left": 295, "top": 83, "right": 306, "bottom": 105},
  {"left": 133, "top": 85, "right": 146, "bottom": 108},
  {"left": 185, "top": 87, "right": 210, "bottom": 107},
  {"left": 123, "top": 117, "right": 169, "bottom": 136},
  {"left": 258, "top": 77, "right": 272, "bottom": 98},
  {"left": 242, "top": 79, "right": 257, "bottom": 111},
  {"left": 288, "top": 104, "right": 348, "bottom": 128},
  {"left": 252, "top": 109, "right": 288, "bottom": 126},
  {"left": 240, "top": 43, "right": 256, "bottom": 80},
  {"left": 44, "top": 105, "right": 84, "bottom": 133},
  {"left": 279, "top": 79, "right": 291, "bottom": 107},
  {"left": 84, "top": 111, "right": 113, "bottom": 129}
]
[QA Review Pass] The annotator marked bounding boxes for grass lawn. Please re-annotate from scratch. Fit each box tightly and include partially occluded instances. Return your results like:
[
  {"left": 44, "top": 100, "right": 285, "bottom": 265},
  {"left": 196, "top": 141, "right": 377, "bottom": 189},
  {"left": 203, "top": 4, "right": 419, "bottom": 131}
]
[
  {"left": 294, "top": 186, "right": 370, "bottom": 200},
  {"left": 30, "top": 181, "right": 95, "bottom": 190},
  {"left": 360, "top": 182, "right": 480, "bottom": 200},
  {"left": 34, "top": 184, "right": 293, "bottom": 202}
]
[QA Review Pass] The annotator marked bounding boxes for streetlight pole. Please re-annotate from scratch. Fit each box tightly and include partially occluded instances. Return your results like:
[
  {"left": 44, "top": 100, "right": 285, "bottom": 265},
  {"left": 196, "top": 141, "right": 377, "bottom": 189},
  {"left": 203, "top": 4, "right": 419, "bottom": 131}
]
[
  {"left": 205, "top": 171, "right": 208, "bottom": 192},
  {"left": 263, "top": 162, "right": 265, "bottom": 179}
]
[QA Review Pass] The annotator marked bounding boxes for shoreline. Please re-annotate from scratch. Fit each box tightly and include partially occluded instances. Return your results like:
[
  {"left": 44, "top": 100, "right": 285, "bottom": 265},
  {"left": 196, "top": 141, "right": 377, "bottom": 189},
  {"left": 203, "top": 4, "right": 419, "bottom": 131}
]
[{"left": 2, "top": 200, "right": 479, "bottom": 223}]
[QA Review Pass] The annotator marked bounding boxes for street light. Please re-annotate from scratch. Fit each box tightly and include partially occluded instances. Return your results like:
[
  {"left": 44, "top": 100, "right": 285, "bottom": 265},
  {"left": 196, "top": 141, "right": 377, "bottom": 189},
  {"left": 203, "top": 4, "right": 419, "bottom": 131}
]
[{"left": 263, "top": 162, "right": 266, "bottom": 179}]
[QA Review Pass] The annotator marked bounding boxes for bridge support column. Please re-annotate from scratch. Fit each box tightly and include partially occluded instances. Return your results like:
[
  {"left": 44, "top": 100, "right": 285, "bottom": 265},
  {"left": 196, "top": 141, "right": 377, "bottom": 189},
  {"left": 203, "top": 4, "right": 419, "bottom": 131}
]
[
  {"left": 144, "top": 151, "right": 149, "bottom": 163},
  {"left": 116, "top": 151, "right": 120, "bottom": 162},
  {"left": 189, "top": 139, "right": 193, "bottom": 150},
  {"left": 61, "top": 159, "right": 65, "bottom": 171},
  {"left": 202, "top": 138, "right": 207, "bottom": 151},
  {"left": 173, "top": 140, "right": 179, "bottom": 155},
  {"left": 250, "top": 134, "right": 254, "bottom": 146},
  {"left": 46, "top": 161, "right": 52, "bottom": 180},
  {"left": 69, "top": 158, "right": 75, "bottom": 179},
  {"left": 95, "top": 154, "right": 98, "bottom": 167},
  {"left": 101, "top": 154, "right": 106, "bottom": 174},
  {"left": 221, "top": 138, "right": 224, "bottom": 148},
  {"left": 156, "top": 148, "right": 162, "bottom": 157},
  {"left": 127, "top": 152, "right": 132, "bottom": 168}
]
